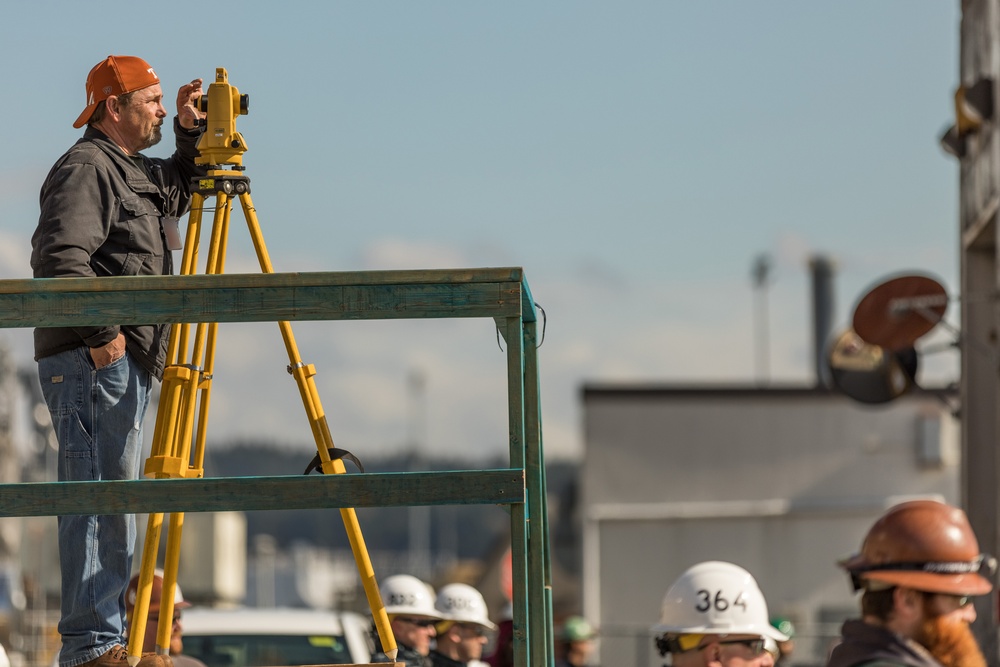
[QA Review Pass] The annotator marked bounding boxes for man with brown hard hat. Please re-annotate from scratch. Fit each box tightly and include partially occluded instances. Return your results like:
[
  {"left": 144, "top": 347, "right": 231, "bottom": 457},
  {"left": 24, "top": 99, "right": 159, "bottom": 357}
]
[{"left": 827, "top": 499, "right": 996, "bottom": 667}]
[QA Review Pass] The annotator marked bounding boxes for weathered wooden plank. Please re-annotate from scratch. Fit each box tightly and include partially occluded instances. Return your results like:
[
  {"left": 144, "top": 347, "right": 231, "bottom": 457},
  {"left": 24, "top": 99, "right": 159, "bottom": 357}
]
[
  {"left": 0, "top": 271, "right": 524, "bottom": 328},
  {"left": 0, "top": 470, "right": 524, "bottom": 517},
  {"left": 0, "top": 268, "right": 525, "bottom": 293}
]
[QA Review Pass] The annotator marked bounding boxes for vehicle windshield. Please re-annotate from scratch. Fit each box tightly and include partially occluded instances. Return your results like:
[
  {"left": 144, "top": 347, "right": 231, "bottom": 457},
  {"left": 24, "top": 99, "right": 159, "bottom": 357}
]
[{"left": 183, "top": 633, "right": 355, "bottom": 667}]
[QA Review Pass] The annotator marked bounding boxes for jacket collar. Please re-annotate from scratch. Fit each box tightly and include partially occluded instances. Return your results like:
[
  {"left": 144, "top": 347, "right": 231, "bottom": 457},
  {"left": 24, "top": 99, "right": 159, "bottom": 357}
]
[{"left": 81, "top": 126, "right": 160, "bottom": 195}]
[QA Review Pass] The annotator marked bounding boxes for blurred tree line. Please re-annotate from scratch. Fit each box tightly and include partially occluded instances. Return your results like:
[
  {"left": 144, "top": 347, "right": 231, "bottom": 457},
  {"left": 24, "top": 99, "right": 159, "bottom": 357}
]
[{"left": 202, "top": 443, "right": 579, "bottom": 561}]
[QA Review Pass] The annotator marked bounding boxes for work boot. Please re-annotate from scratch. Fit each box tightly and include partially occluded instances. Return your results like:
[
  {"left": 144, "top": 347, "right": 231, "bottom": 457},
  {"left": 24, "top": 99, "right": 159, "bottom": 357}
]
[{"left": 77, "top": 645, "right": 173, "bottom": 667}]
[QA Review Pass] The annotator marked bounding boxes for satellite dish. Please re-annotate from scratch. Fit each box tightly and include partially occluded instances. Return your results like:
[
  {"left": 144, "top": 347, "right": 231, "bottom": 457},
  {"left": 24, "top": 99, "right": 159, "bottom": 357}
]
[
  {"left": 852, "top": 273, "right": 948, "bottom": 351},
  {"left": 828, "top": 328, "right": 918, "bottom": 404}
]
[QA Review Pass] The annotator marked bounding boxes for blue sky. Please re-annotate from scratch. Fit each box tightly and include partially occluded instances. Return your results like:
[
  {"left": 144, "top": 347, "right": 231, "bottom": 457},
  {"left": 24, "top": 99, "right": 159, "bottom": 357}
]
[{"left": 0, "top": 2, "right": 963, "bottom": 460}]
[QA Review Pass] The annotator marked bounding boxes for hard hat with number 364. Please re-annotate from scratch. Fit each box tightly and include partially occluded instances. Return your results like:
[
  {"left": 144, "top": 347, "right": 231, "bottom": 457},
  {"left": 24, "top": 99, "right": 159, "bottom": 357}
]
[{"left": 653, "top": 561, "right": 789, "bottom": 643}]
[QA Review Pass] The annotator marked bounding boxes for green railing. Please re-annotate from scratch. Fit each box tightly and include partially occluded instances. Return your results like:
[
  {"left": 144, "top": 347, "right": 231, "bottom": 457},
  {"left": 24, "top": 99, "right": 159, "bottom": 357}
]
[{"left": 0, "top": 267, "right": 553, "bottom": 667}]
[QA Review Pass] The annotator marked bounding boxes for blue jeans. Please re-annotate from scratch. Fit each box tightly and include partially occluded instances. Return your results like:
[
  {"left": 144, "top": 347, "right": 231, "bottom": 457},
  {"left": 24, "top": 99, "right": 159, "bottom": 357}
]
[{"left": 38, "top": 347, "right": 152, "bottom": 667}]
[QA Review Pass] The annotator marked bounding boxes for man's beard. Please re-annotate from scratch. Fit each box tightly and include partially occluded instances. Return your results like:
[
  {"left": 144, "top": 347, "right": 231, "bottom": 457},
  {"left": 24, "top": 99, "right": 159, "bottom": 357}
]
[
  {"left": 915, "top": 613, "right": 987, "bottom": 667},
  {"left": 138, "top": 124, "right": 162, "bottom": 152}
]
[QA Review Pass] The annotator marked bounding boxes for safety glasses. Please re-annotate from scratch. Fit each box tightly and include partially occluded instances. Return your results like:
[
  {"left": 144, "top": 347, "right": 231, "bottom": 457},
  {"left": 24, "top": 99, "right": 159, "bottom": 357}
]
[
  {"left": 396, "top": 617, "right": 437, "bottom": 628},
  {"left": 923, "top": 592, "right": 972, "bottom": 610},
  {"left": 716, "top": 638, "right": 767, "bottom": 657},
  {"left": 455, "top": 623, "right": 489, "bottom": 638},
  {"left": 148, "top": 612, "right": 182, "bottom": 625}
]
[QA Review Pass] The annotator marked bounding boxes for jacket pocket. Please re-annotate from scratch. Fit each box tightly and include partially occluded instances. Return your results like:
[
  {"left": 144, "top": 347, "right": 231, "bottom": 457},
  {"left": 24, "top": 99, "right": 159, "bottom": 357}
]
[
  {"left": 119, "top": 194, "right": 162, "bottom": 218},
  {"left": 115, "top": 195, "right": 165, "bottom": 275},
  {"left": 118, "top": 253, "right": 147, "bottom": 276}
]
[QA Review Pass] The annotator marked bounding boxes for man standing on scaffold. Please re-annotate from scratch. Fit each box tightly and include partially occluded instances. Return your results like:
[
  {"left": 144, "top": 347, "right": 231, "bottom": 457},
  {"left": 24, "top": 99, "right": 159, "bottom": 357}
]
[{"left": 31, "top": 54, "right": 206, "bottom": 667}]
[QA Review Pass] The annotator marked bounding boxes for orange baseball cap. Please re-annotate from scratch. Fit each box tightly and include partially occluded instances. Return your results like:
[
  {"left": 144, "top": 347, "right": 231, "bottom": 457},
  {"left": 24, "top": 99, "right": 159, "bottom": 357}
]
[{"left": 73, "top": 55, "right": 160, "bottom": 129}]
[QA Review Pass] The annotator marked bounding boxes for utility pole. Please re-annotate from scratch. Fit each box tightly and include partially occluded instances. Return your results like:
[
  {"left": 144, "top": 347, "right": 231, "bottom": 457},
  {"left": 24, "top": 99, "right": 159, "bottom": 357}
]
[
  {"left": 407, "top": 369, "right": 432, "bottom": 579},
  {"left": 751, "top": 254, "right": 772, "bottom": 385},
  {"left": 949, "top": 2, "right": 1000, "bottom": 660}
]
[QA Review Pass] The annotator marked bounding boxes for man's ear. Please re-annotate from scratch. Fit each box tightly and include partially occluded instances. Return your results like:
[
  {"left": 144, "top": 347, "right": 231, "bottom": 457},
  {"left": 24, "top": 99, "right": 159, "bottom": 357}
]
[
  {"left": 893, "top": 586, "right": 923, "bottom": 619},
  {"left": 105, "top": 96, "right": 120, "bottom": 120},
  {"left": 703, "top": 643, "right": 723, "bottom": 667}
]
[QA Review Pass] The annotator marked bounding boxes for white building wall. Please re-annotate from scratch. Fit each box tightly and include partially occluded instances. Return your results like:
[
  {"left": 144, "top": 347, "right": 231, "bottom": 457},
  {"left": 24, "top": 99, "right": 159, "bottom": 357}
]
[{"left": 581, "top": 387, "right": 959, "bottom": 667}]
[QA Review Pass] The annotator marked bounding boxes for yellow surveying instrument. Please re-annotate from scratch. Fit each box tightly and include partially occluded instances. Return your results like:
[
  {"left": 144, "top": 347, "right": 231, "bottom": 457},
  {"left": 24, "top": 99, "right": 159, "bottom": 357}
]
[{"left": 125, "top": 67, "right": 398, "bottom": 666}]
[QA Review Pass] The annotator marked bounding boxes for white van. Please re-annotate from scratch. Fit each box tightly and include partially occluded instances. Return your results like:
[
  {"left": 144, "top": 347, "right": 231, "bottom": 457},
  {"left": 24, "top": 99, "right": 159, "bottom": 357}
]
[{"left": 181, "top": 607, "right": 373, "bottom": 666}]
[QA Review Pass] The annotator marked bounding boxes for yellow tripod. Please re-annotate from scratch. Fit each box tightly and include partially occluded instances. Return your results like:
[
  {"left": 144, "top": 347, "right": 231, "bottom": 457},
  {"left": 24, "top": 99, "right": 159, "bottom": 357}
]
[{"left": 125, "top": 68, "right": 397, "bottom": 666}]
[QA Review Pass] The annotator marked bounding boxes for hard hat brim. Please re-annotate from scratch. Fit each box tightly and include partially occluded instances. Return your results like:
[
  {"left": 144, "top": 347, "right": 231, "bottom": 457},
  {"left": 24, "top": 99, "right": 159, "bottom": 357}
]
[
  {"left": 443, "top": 614, "right": 495, "bottom": 629},
  {"left": 386, "top": 610, "right": 444, "bottom": 620},
  {"left": 857, "top": 570, "right": 993, "bottom": 596}
]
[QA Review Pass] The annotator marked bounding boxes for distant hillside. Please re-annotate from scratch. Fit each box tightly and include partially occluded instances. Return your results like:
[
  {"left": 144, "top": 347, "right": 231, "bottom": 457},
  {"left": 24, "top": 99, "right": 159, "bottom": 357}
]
[{"left": 201, "top": 442, "right": 578, "bottom": 561}]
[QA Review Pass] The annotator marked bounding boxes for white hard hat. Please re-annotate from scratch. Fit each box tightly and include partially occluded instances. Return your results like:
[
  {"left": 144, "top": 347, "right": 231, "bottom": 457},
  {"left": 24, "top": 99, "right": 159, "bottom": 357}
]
[
  {"left": 380, "top": 574, "right": 442, "bottom": 619},
  {"left": 435, "top": 583, "right": 496, "bottom": 630},
  {"left": 652, "top": 561, "right": 788, "bottom": 643}
]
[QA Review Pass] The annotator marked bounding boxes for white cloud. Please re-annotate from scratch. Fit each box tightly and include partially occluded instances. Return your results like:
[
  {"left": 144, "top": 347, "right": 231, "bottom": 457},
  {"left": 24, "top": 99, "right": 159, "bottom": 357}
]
[
  {"left": 0, "top": 230, "right": 31, "bottom": 280},
  {"left": 358, "top": 238, "right": 472, "bottom": 270}
]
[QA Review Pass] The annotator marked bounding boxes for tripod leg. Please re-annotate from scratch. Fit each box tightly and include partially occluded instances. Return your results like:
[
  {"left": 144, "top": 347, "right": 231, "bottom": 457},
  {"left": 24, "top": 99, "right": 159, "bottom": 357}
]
[
  {"left": 179, "top": 192, "right": 233, "bottom": 473},
  {"left": 145, "top": 193, "right": 228, "bottom": 479},
  {"left": 126, "top": 513, "right": 164, "bottom": 665},
  {"left": 147, "top": 191, "right": 208, "bottom": 478},
  {"left": 132, "top": 193, "right": 232, "bottom": 665},
  {"left": 153, "top": 195, "right": 233, "bottom": 657},
  {"left": 236, "top": 191, "right": 398, "bottom": 660},
  {"left": 128, "top": 191, "right": 211, "bottom": 664},
  {"left": 155, "top": 512, "right": 185, "bottom": 654}
]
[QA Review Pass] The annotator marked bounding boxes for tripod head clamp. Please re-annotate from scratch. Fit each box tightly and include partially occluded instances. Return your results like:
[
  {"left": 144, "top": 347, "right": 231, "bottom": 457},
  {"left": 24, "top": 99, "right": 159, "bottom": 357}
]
[{"left": 194, "top": 67, "right": 250, "bottom": 168}]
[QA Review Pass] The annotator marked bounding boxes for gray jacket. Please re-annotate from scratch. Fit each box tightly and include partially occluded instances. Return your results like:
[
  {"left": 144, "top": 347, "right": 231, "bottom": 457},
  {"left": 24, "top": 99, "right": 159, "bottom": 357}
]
[
  {"left": 31, "top": 117, "right": 206, "bottom": 379},
  {"left": 373, "top": 644, "right": 432, "bottom": 667},
  {"left": 826, "top": 620, "right": 943, "bottom": 667}
]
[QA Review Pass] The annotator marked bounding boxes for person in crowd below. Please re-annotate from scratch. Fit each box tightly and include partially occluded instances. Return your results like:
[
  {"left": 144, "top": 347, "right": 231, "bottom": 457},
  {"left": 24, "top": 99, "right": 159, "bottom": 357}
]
[
  {"left": 653, "top": 561, "right": 788, "bottom": 667},
  {"left": 765, "top": 637, "right": 780, "bottom": 665},
  {"left": 125, "top": 571, "right": 207, "bottom": 667},
  {"left": 32, "top": 53, "right": 206, "bottom": 667},
  {"left": 372, "top": 574, "right": 442, "bottom": 667},
  {"left": 826, "top": 499, "right": 994, "bottom": 667},
  {"left": 430, "top": 583, "right": 496, "bottom": 667},
  {"left": 769, "top": 617, "right": 795, "bottom": 667},
  {"left": 555, "top": 616, "right": 598, "bottom": 667},
  {"left": 484, "top": 602, "right": 513, "bottom": 667}
]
